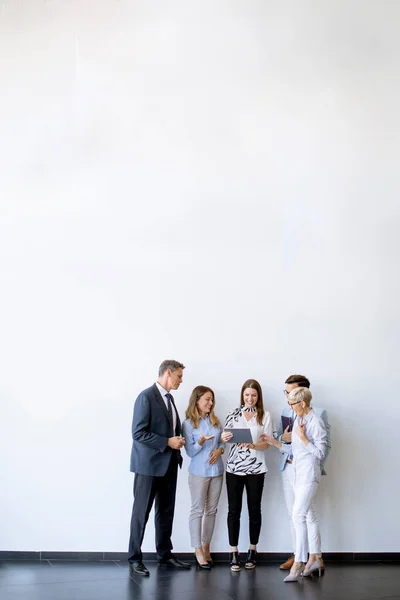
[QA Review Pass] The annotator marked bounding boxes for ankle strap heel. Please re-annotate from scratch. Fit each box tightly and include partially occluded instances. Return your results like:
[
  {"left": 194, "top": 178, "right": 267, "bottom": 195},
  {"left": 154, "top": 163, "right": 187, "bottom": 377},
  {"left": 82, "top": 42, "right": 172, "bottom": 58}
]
[
  {"left": 245, "top": 549, "right": 257, "bottom": 569},
  {"left": 229, "top": 551, "right": 241, "bottom": 572}
]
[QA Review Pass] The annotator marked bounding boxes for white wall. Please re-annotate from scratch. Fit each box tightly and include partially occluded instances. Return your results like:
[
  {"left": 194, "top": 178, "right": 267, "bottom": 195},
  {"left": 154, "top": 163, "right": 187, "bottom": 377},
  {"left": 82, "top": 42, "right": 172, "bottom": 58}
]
[{"left": 0, "top": 0, "right": 399, "bottom": 553}]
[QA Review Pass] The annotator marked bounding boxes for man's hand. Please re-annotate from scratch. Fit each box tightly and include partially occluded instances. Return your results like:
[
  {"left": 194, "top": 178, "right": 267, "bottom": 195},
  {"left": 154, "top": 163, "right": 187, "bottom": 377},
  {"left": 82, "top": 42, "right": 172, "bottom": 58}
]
[
  {"left": 168, "top": 436, "right": 185, "bottom": 450},
  {"left": 282, "top": 426, "right": 292, "bottom": 443},
  {"left": 198, "top": 435, "right": 214, "bottom": 446},
  {"left": 208, "top": 448, "right": 223, "bottom": 464}
]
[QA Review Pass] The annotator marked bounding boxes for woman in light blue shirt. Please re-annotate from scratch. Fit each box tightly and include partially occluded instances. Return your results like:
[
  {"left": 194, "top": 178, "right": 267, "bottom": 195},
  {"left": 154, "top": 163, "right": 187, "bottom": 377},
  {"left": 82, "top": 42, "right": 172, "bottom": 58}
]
[{"left": 182, "top": 385, "right": 224, "bottom": 570}]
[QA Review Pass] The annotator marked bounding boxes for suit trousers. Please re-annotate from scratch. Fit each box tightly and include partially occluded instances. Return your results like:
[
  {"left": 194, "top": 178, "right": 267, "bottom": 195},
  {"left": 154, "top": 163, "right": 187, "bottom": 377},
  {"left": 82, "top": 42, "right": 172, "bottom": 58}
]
[
  {"left": 282, "top": 463, "right": 320, "bottom": 554},
  {"left": 292, "top": 481, "right": 320, "bottom": 563},
  {"left": 128, "top": 453, "right": 178, "bottom": 562},
  {"left": 226, "top": 471, "right": 265, "bottom": 547},
  {"left": 188, "top": 473, "right": 223, "bottom": 548}
]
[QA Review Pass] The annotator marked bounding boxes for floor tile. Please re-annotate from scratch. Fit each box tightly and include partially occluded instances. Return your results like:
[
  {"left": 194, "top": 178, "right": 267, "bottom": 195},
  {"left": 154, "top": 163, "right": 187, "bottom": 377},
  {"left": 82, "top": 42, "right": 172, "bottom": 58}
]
[
  {"left": 0, "top": 561, "right": 398, "bottom": 600},
  {"left": 0, "top": 562, "right": 125, "bottom": 588}
]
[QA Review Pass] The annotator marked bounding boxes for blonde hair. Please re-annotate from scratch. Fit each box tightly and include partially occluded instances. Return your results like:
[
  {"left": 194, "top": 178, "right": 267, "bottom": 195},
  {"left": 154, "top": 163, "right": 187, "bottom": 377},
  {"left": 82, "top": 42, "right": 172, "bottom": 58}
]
[
  {"left": 288, "top": 386, "right": 312, "bottom": 406},
  {"left": 185, "top": 386, "right": 220, "bottom": 429}
]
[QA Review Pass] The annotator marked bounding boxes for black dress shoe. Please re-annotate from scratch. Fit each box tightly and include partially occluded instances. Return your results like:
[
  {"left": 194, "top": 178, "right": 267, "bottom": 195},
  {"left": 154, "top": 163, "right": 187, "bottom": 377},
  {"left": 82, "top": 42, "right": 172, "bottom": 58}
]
[
  {"left": 158, "top": 556, "right": 191, "bottom": 569},
  {"left": 129, "top": 561, "right": 150, "bottom": 576}
]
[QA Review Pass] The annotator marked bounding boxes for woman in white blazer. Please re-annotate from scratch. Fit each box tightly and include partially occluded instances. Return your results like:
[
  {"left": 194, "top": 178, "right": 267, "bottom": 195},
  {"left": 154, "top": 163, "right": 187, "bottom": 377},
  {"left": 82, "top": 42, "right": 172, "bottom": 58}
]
[{"left": 261, "top": 387, "right": 327, "bottom": 582}]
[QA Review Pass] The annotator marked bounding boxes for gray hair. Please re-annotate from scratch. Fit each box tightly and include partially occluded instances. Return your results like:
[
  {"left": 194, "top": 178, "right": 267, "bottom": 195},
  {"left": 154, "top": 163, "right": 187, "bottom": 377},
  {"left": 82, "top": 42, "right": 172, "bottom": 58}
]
[
  {"left": 158, "top": 359, "right": 185, "bottom": 377},
  {"left": 288, "top": 386, "right": 312, "bottom": 406}
]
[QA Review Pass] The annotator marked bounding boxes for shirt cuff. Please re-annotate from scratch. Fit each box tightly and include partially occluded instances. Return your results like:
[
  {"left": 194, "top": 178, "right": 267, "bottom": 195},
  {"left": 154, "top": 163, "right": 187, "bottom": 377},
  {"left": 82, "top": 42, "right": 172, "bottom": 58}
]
[{"left": 279, "top": 443, "right": 292, "bottom": 455}]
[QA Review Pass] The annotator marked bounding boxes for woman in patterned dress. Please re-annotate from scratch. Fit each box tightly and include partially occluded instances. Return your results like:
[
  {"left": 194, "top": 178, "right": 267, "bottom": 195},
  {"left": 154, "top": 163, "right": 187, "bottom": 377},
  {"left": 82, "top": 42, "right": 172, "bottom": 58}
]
[{"left": 221, "top": 379, "right": 273, "bottom": 571}]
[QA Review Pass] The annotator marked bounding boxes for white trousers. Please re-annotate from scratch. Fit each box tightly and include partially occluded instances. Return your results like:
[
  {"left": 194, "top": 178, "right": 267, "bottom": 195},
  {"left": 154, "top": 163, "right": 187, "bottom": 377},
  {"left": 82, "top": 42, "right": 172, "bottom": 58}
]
[
  {"left": 188, "top": 473, "right": 223, "bottom": 548},
  {"left": 281, "top": 463, "right": 321, "bottom": 561}
]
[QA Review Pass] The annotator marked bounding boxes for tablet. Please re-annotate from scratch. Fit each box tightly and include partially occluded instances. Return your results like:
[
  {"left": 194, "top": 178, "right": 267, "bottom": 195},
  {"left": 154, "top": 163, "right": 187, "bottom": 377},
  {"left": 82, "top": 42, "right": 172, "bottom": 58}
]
[
  {"left": 225, "top": 428, "right": 253, "bottom": 444},
  {"left": 281, "top": 415, "right": 293, "bottom": 433}
]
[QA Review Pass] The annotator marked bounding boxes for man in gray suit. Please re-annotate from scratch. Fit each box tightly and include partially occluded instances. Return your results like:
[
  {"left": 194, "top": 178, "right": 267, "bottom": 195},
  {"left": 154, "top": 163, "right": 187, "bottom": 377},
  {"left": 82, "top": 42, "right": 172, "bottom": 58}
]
[{"left": 128, "top": 360, "right": 191, "bottom": 576}]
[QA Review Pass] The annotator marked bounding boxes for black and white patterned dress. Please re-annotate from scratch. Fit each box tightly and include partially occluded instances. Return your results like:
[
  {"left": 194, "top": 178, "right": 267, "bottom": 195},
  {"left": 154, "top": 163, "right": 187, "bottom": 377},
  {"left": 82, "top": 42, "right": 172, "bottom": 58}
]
[{"left": 225, "top": 408, "right": 273, "bottom": 475}]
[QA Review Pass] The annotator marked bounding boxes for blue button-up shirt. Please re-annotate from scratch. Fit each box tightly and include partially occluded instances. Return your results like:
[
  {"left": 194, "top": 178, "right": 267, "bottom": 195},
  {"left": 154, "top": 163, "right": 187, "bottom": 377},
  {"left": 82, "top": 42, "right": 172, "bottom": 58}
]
[{"left": 182, "top": 416, "right": 224, "bottom": 477}]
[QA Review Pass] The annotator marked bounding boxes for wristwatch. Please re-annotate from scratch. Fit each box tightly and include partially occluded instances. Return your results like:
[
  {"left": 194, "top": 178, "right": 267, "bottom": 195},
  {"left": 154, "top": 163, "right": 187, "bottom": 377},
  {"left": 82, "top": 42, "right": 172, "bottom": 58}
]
[{"left": 218, "top": 447, "right": 224, "bottom": 454}]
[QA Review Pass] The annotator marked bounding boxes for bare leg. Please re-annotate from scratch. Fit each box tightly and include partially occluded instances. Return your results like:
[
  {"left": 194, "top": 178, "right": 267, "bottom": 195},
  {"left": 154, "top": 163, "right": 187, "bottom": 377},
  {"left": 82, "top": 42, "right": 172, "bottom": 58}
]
[{"left": 202, "top": 543, "right": 211, "bottom": 561}]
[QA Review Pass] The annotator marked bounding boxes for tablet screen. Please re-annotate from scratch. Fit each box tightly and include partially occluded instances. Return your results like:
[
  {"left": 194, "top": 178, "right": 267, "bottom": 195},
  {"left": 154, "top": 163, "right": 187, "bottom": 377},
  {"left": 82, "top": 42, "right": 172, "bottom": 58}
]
[{"left": 225, "top": 428, "right": 253, "bottom": 444}]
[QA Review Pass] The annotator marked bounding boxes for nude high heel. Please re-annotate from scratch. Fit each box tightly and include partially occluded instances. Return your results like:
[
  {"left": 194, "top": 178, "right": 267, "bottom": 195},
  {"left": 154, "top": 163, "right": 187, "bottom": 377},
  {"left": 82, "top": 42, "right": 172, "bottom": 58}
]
[
  {"left": 303, "top": 559, "right": 323, "bottom": 577},
  {"left": 284, "top": 561, "right": 305, "bottom": 582}
]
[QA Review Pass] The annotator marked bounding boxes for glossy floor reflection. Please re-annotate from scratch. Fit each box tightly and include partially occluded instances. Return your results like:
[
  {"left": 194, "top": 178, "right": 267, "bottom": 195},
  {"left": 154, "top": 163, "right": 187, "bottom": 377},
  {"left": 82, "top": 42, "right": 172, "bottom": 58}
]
[{"left": 0, "top": 561, "right": 399, "bottom": 600}]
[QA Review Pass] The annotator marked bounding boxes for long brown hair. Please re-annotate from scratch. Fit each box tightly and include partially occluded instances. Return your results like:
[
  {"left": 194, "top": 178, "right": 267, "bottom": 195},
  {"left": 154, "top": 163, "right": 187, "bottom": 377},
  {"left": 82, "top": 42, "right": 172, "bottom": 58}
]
[
  {"left": 185, "top": 386, "right": 220, "bottom": 429},
  {"left": 240, "top": 379, "right": 264, "bottom": 425}
]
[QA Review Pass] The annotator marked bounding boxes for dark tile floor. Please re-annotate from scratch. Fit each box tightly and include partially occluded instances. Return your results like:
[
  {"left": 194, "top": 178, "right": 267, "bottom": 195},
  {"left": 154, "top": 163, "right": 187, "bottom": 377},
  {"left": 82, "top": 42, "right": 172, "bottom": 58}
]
[{"left": 0, "top": 560, "right": 399, "bottom": 600}]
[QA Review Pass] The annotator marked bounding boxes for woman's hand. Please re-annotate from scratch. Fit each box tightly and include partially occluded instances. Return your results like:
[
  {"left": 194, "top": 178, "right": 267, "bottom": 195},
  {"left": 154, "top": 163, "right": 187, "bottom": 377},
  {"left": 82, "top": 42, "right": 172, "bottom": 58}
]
[
  {"left": 221, "top": 431, "right": 233, "bottom": 443},
  {"left": 295, "top": 419, "right": 308, "bottom": 443},
  {"left": 198, "top": 435, "right": 214, "bottom": 446},
  {"left": 259, "top": 434, "right": 280, "bottom": 449},
  {"left": 208, "top": 447, "right": 223, "bottom": 464}
]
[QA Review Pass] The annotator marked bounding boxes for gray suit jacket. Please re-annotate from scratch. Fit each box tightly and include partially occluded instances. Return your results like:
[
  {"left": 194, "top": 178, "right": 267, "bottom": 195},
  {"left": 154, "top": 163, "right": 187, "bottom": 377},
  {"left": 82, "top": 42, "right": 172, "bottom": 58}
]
[{"left": 130, "top": 383, "right": 182, "bottom": 476}]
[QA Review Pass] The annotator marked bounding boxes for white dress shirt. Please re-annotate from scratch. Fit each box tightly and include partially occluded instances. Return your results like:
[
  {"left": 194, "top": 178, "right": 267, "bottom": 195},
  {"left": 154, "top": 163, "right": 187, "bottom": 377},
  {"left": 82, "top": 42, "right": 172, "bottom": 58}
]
[
  {"left": 156, "top": 382, "right": 177, "bottom": 433},
  {"left": 279, "top": 408, "right": 327, "bottom": 485}
]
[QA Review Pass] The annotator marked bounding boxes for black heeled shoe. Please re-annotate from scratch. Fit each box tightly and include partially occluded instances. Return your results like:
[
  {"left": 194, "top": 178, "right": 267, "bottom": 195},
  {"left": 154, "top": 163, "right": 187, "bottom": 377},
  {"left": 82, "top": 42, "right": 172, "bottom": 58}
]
[
  {"left": 194, "top": 554, "right": 211, "bottom": 570},
  {"left": 245, "top": 549, "right": 256, "bottom": 569},
  {"left": 229, "top": 551, "right": 241, "bottom": 572}
]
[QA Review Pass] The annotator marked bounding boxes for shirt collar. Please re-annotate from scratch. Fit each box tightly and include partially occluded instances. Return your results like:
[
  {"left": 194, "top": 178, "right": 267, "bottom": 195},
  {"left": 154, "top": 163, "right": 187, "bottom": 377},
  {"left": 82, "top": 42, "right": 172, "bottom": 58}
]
[
  {"left": 156, "top": 381, "right": 169, "bottom": 397},
  {"left": 302, "top": 408, "right": 314, "bottom": 423}
]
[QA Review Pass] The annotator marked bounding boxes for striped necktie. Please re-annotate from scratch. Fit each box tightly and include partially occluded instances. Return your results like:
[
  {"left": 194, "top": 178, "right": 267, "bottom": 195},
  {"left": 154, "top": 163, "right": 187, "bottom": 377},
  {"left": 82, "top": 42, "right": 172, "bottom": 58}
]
[{"left": 165, "top": 393, "right": 174, "bottom": 426}]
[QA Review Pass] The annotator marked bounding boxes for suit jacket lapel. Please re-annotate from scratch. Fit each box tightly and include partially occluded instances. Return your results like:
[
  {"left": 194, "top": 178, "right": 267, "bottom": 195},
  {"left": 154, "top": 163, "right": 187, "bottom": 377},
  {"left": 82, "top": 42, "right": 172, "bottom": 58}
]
[
  {"left": 152, "top": 383, "right": 171, "bottom": 422},
  {"left": 153, "top": 383, "right": 180, "bottom": 434}
]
